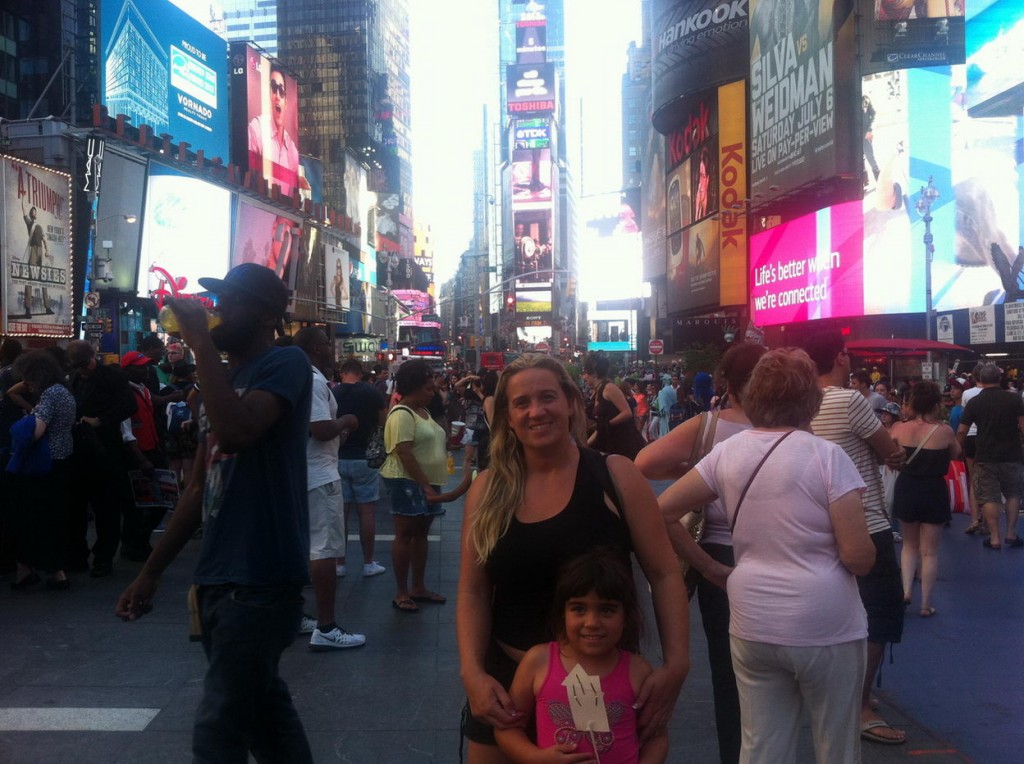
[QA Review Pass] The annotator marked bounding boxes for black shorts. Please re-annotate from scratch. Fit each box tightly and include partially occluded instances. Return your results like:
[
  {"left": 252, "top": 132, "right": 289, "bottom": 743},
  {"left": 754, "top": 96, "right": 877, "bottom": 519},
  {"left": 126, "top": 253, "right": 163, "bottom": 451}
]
[
  {"left": 461, "top": 640, "right": 525, "bottom": 746},
  {"left": 856, "top": 531, "right": 904, "bottom": 645}
]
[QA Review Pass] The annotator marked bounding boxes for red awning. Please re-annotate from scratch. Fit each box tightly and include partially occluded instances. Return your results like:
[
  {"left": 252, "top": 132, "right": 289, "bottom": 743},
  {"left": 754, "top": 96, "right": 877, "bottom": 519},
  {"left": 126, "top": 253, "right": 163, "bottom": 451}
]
[{"left": 845, "top": 338, "right": 974, "bottom": 354}]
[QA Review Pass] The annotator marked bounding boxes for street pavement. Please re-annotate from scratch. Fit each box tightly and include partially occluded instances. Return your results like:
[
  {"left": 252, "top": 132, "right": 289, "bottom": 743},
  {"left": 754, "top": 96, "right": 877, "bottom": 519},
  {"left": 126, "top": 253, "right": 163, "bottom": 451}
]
[{"left": 0, "top": 455, "right": 1018, "bottom": 762}]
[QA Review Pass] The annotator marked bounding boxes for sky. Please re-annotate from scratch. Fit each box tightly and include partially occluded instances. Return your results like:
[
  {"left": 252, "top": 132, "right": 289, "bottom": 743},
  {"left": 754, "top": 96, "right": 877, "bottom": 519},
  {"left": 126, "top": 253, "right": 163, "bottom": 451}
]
[{"left": 172, "top": 0, "right": 644, "bottom": 295}]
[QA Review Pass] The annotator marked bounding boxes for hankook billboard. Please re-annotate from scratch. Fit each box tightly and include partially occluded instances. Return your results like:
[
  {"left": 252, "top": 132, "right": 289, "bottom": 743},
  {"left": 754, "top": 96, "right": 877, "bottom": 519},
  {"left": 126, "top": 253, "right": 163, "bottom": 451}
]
[{"left": 651, "top": 0, "right": 749, "bottom": 133}]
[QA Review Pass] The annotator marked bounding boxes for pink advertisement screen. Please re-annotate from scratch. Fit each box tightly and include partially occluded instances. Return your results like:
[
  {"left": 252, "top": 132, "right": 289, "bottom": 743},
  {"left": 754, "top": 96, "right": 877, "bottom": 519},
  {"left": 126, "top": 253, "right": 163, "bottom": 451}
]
[{"left": 750, "top": 201, "right": 864, "bottom": 326}]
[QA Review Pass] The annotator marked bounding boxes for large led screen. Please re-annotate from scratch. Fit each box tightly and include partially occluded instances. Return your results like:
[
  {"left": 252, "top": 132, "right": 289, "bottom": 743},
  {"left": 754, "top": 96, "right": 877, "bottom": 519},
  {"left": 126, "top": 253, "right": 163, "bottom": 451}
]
[
  {"left": 965, "top": 0, "right": 1024, "bottom": 117},
  {"left": 394, "top": 289, "right": 440, "bottom": 329},
  {"left": 1, "top": 158, "right": 73, "bottom": 337},
  {"left": 511, "top": 147, "right": 553, "bottom": 207},
  {"left": 516, "top": 22, "right": 547, "bottom": 64},
  {"left": 231, "top": 198, "right": 300, "bottom": 288},
  {"left": 137, "top": 166, "right": 230, "bottom": 302},
  {"left": 230, "top": 42, "right": 301, "bottom": 198},
  {"left": 101, "top": 0, "right": 229, "bottom": 161},
  {"left": 513, "top": 210, "right": 554, "bottom": 283},
  {"left": 515, "top": 282, "right": 553, "bottom": 327},
  {"left": 749, "top": 201, "right": 864, "bottom": 326}
]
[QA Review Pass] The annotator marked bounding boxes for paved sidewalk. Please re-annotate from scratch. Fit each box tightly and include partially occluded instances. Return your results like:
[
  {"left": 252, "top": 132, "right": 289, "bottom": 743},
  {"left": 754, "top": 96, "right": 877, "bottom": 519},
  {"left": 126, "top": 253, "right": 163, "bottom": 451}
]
[{"left": 0, "top": 461, "right": 1016, "bottom": 762}]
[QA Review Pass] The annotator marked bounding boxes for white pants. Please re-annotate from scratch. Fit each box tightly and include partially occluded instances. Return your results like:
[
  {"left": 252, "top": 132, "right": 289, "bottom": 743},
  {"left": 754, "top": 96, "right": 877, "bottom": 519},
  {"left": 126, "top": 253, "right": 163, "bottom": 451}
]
[{"left": 730, "top": 636, "right": 865, "bottom": 764}]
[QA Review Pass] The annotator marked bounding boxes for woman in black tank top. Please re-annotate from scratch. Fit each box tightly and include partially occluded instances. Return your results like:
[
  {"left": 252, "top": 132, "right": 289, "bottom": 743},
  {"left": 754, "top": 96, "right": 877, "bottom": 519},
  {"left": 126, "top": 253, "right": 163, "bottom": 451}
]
[{"left": 456, "top": 355, "right": 689, "bottom": 762}]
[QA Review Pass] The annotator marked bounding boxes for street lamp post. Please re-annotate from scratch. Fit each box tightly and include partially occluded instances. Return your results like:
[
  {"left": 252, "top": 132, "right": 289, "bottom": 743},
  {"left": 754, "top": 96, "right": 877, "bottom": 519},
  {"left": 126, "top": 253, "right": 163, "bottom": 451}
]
[{"left": 916, "top": 176, "right": 940, "bottom": 376}]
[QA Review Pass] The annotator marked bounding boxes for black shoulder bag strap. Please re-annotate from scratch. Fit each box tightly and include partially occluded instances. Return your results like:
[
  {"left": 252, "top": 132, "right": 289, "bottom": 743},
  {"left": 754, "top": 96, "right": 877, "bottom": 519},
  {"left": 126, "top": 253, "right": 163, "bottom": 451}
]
[
  {"left": 581, "top": 447, "right": 627, "bottom": 524},
  {"left": 729, "top": 430, "right": 794, "bottom": 534}
]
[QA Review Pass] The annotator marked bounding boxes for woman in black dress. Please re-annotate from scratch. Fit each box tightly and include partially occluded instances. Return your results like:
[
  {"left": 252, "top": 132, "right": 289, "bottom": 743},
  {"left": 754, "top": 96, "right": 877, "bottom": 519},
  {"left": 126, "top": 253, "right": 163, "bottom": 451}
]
[{"left": 890, "top": 381, "right": 962, "bottom": 617}]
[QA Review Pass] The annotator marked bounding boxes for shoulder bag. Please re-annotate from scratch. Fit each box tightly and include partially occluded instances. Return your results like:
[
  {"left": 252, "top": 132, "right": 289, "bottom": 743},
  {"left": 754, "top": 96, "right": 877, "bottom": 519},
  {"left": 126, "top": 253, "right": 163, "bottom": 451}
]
[
  {"left": 339, "top": 383, "right": 388, "bottom": 468},
  {"left": 678, "top": 410, "right": 721, "bottom": 597}
]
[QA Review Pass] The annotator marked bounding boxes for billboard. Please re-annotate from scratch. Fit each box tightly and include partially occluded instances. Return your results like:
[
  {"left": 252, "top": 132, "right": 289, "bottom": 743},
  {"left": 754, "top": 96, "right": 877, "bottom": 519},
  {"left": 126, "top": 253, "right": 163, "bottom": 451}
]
[
  {"left": 231, "top": 198, "right": 301, "bottom": 289},
  {"left": 866, "top": 0, "right": 965, "bottom": 73},
  {"left": 965, "top": 0, "right": 1024, "bottom": 117},
  {"left": 1, "top": 158, "right": 73, "bottom": 337},
  {"left": 137, "top": 165, "right": 231, "bottom": 302},
  {"left": 749, "top": 201, "right": 864, "bottom": 326},
  {"left": 515, "top": 282, "right": 553, "bottom": 327},
  {"left": 642, "top": 124, "right": 667, "bottom": 281},
  {"left": 513, "top": 209, "right": 554, "bottom": 283},
  {"left": 516, "top": 22, "right": 547, "bottom": 64},
  {"left": 506, "top": 63, "right": 556, "bottom": 115},
  {"left": 92, "top": 152, "right": 146, "bottom": 292},
  {"left": 324, "top": 237, "right": 350, "bottom": 312},
  {"left": 101, "top": 0, "right": 229, "bottom": 161},
  {"left": 513, "top": 118, "right": 551, "bottom": 149},
  {"left": 664, "top": 81, "right": 746, "bottom": 312},
  {"left": 230, "top": 42, "right": 301, "bottom": 198},
  {"left": 651, "top": 0, "right": 750, "bottom": 133},
  {"left": 749, "top": 0, "right": 838, "bottom": 197},
  {"left": 291, "top": 224, "right": 318, "bottom": 321},
  {"left": 511, "top": 147, "right": 553, "bottom": 207},
  {"left": 394, "top": 289, "right": 440, "bottom": 329}
]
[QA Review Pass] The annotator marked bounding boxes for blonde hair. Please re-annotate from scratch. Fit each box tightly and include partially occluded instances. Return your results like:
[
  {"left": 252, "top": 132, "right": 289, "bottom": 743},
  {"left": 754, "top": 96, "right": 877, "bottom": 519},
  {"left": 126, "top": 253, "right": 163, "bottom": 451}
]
[
  {"left": 742, "top": 347, "right": 823, "bottom": 428},
  {"left": 470, "top": 354, "right": 588, "bottom": 562}
]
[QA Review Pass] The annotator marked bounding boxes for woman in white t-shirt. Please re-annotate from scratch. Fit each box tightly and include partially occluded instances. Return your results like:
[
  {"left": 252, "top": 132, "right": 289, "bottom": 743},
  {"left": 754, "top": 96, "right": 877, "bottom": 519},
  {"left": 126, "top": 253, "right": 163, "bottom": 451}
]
[
  {"left": 639, "top": 341, "right": 766, "bottom": 764},
  {"left": 660, "top": 348, "right": 876, "bottom": 764}
]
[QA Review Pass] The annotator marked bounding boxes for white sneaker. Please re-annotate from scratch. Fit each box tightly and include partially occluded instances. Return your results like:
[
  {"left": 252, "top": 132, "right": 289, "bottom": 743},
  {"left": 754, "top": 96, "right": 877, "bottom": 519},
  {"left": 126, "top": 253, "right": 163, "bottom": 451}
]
[
  {"left": 309, "top": 627, "right": 366, "bottom": 651},
  {"left": 362, "top": 561, "right": 386, "bottom": 577},
  {"left": 336, "top": 564, "right": 347, "bottom": 577},
  {"left": 298, "top": 614, "right": 317, "bottom": 635}
]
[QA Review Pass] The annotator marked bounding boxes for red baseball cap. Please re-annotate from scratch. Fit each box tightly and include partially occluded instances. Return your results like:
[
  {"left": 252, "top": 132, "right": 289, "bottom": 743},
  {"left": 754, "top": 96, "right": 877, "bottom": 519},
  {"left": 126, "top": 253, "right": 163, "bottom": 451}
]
[{"left": 120, "top": 350, "right": 153, "bottom": 368}]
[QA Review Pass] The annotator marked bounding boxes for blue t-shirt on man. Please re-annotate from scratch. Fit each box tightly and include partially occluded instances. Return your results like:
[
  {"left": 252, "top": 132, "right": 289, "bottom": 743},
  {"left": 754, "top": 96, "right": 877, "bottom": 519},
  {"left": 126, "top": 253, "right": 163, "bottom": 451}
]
[{"left": 193, "top": 346, "right": 312, "bottom": 587}]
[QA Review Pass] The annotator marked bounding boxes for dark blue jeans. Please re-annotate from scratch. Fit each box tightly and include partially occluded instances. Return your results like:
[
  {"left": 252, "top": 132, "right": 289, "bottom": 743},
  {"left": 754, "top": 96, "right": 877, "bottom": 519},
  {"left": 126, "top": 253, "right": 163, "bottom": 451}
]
[{"left": 193, "top": 583, "right": 311, "bottom": 764}]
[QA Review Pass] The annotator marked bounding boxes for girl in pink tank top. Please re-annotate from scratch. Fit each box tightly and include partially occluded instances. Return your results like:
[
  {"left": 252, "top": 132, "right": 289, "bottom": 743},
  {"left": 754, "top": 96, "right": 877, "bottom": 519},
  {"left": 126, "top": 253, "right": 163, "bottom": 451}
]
[{"left": 494, "top": 551, "right": 668, "bottom": 763}]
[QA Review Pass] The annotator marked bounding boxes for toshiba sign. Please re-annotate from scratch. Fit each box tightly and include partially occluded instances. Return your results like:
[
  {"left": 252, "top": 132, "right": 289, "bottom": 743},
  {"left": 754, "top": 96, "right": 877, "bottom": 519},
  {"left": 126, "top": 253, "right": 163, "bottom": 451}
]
[{"left": 506, "top": 63, "right": 556, "bottom": 116}]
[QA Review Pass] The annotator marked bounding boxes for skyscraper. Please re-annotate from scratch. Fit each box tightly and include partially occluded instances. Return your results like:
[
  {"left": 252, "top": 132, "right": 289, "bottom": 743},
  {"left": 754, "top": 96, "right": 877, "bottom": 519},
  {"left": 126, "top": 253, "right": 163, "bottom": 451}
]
[{"left": 277, "top": 0, "right": 413, "bottom": 256}]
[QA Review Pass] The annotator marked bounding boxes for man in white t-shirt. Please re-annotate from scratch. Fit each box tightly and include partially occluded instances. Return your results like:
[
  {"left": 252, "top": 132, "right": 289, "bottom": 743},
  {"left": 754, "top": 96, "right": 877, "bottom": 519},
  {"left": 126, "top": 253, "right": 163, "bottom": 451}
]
[
  {"left": 803, "top": 331, "right": 907, "bottom": 746},
  {"left": 295, "top": 328, "right": 365, "bottom": 651},
  {"left": 960, "top": 364, "right": 986, "bottom": 533}
]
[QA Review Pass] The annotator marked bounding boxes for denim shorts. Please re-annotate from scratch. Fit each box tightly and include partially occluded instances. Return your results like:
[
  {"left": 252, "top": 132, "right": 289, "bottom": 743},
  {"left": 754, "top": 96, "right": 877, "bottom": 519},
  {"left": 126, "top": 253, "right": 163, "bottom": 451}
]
[
  {"left": 338, "top": 458, "right": 381, "bottom": 504},
  {"left": 383, "top": 477, "right": 445, "bottom": 517}
]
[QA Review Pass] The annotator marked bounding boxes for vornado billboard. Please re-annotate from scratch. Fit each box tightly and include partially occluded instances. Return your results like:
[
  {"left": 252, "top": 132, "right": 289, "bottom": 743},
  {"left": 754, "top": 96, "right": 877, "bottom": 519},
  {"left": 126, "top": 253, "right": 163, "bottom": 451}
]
[{"left": 652, "top": 0, "right": 749, "bottom": 133}]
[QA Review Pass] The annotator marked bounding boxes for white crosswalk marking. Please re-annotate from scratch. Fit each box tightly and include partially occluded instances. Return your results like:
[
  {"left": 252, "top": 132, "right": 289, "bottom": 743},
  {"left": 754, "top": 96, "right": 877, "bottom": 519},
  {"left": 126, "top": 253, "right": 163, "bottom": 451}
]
[{"left": 0, "top": 708, "right": 160, "bottom": 732}]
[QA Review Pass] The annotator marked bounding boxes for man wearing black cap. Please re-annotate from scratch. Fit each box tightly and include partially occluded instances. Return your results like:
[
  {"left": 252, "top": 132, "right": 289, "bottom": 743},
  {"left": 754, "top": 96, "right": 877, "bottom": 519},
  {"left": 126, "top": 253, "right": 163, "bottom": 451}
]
[{"left": 116, "top": 263, "right": 314, "bottom": 762}]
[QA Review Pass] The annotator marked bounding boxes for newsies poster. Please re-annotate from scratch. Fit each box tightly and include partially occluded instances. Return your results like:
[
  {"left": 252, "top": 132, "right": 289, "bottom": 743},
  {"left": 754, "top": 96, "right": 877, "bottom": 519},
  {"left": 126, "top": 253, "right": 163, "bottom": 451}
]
[{"left": 2, "top": 157, "right": 74, "bottom": 337}]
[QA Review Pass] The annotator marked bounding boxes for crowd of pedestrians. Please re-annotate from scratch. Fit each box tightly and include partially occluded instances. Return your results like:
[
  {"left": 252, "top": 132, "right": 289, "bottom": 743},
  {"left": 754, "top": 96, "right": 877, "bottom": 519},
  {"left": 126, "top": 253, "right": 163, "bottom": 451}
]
[{"left": 5, "top": 274, "right": 1024, "bottom": 761}]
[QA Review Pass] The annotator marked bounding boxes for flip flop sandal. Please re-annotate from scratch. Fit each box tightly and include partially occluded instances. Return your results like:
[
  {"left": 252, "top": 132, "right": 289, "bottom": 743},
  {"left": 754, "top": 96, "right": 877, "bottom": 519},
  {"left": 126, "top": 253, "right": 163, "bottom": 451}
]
[
  {"left": 392, "top": 597, "right": 419, "bottom": 613},
  {"left": 860, "top": 720, "right": 906, "bottom": 745},
  {"left": 410, "top": 592, "right": 447, "bottom": 604},
  {"left": 919, "top": 607, "right": 937, "bottom": 618}
]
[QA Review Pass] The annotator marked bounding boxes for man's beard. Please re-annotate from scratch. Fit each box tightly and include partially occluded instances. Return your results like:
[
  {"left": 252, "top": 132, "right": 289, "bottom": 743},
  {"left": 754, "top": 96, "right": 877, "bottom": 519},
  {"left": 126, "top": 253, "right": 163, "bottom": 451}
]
[{"left": 210, "top": 318, "right": 261, "bottom": 354}]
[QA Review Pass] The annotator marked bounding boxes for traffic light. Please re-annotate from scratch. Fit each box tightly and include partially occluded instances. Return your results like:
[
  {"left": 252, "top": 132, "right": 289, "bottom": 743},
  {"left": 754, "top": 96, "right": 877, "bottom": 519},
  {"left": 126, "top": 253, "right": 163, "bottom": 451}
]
[{"left": 505, "top": 295, "right": 515, "bottom": 313}]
